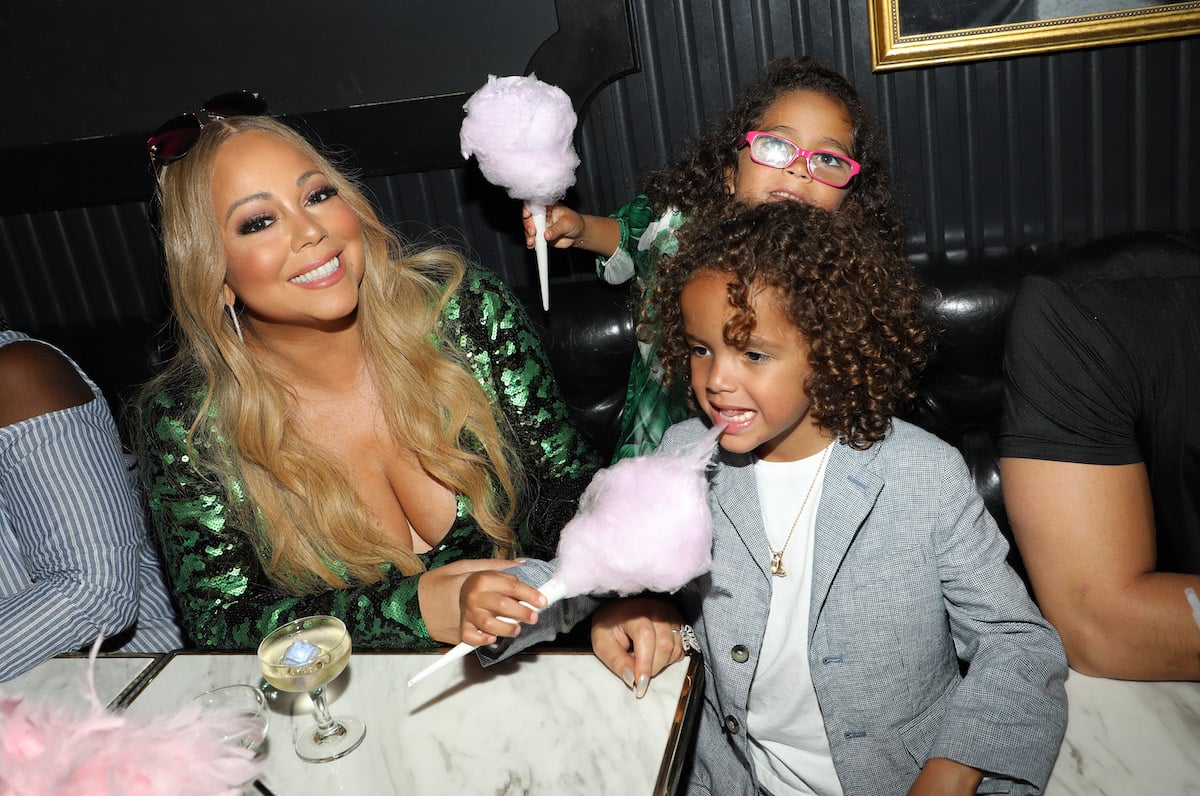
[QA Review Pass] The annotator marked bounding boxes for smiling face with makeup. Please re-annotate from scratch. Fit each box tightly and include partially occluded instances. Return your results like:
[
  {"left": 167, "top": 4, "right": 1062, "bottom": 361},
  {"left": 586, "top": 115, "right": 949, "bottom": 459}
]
[
  {"left": 211, "top": 130, "right": 366, "bottom": 336},
  {"left": 726, "top": 89, "right": 856, "bottom": 211}
]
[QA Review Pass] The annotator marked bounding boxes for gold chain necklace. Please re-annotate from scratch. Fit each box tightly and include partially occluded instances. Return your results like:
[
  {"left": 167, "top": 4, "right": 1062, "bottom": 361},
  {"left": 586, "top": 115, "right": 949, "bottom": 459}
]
[{"left": 768, "top": 444, "right": 831, "bottom": 578}]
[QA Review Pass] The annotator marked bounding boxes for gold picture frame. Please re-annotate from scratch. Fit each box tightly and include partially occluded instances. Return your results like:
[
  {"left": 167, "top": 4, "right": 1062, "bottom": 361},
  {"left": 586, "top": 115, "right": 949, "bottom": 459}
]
[{"left": 869, "top": 1, "right": 1200, "bottom": 71}]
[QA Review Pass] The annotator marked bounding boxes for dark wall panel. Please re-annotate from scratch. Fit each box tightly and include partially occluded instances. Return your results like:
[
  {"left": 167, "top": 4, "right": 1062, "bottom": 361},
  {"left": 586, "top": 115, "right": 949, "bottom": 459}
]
[{"left": 565, "top": 1, "right": 1197, "bottom": 268}]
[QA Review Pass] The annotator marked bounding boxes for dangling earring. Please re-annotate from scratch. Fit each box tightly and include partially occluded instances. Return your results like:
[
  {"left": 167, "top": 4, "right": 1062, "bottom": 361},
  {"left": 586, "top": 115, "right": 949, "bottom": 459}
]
[{"left": 226, "top": 302, "right": 244, "bottom": 342}]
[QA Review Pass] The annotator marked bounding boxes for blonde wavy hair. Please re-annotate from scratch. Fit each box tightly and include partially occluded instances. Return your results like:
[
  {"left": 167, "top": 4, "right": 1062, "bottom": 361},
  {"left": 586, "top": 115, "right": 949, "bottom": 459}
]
[{"left": 146, "top": 115, "right": 520, "bottom": 593}]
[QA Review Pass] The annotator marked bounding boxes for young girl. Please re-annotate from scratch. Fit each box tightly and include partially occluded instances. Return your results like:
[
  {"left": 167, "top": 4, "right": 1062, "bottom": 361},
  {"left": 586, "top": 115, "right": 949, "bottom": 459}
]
[
  {"left": 465, "top": 201, "right": 1067, "bottom": 795},
  {"left": 524, "top": 56, "right": 903, "bottom": 460}
]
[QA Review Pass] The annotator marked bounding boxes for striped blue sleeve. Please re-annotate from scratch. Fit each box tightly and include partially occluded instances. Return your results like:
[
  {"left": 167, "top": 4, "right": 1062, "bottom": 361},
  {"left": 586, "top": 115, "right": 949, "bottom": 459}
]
[{"left": 0, "top": 398, "right": 175, "bottom": 680}]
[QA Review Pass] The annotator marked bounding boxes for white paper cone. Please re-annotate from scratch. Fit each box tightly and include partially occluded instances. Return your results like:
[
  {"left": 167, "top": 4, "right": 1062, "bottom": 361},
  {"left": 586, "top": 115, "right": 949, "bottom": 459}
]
[
  {"left": 405, "top": 640, "right": 474, "bottom": 688},
  {"left": 406, "top": 576, "right": 566, "bottom": 688},
  {"left": 528, "top": 201, "right": 550, "bottom": 311}
]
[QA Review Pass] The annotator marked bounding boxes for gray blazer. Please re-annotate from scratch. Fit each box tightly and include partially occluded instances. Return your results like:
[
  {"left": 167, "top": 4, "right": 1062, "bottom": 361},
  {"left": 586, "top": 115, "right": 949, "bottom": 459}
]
[{"left": 489, "top": 417, "right": 1067, "bottom": 795}]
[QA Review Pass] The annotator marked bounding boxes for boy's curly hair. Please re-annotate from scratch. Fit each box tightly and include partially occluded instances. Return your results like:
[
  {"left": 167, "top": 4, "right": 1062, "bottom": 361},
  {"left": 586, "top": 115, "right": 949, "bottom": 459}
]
[
  {"left": 642, "top": 56, "right": 904, "bottom": 258},
  {"left": 646, "top": 201, "right": 931, "bottom": 449}
]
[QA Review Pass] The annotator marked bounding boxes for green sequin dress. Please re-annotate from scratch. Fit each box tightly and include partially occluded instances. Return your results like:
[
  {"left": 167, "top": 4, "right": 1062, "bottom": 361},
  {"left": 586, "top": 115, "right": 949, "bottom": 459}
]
[
  {"left": 139, "top": 266, "right": 600, "bottom": 651},
  {"left": 598, "top": 194, "right": 692, "bottom": 461}
]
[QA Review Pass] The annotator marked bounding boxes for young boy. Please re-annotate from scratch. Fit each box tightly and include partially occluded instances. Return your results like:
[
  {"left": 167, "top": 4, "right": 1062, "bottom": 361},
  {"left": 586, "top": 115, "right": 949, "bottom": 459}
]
[{"left": 464, "top": 201, "right": 1067, "bottom": 795}]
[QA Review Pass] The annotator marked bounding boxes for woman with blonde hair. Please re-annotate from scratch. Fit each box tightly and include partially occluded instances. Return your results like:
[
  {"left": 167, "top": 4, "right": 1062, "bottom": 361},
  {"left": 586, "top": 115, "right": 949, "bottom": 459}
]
[{"left": 138, "top": 97, "right": 599, "bottom": 650}]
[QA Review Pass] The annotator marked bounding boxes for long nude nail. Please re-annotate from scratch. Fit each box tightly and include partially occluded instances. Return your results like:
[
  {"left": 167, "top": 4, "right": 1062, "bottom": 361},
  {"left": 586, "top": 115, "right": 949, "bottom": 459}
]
[
  {"left": 622, "top": 668, "right": 635, "bottom": 689},
  {"left": 635, "top": 674, "right": 649, "bottom": 699}
]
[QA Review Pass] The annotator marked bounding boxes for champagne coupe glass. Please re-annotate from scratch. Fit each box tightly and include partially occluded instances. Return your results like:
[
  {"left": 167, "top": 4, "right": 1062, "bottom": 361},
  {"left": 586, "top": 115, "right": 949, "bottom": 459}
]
[
  {"left": 257, "top": 615, "right": 365, "bottom": 762},
  {"left": 192, "top": 683, "right": 270, "bottom": 752}
]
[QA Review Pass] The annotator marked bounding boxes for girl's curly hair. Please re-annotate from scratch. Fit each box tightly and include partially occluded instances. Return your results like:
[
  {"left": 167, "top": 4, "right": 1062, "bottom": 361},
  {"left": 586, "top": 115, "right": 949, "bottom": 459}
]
[
  {"left": 647, "top": 201, "right": 931, "bottom": 449},
  {"left": 641, "top": 56, "right": 904, "bottom": 258}
]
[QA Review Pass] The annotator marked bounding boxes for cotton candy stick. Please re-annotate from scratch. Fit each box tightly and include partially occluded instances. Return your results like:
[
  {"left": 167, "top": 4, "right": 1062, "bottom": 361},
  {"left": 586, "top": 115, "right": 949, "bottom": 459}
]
[
  {"left": 407, "top": 425, "right": 721, "bottom": 689},
  {"left": 460, "top": 74, "right": 579, "bottom": 311},
  {"left": 528, "top": 201, "right": 551, "bottom": 311},
  {"left": 406, "top": 577, "right": 568, "bottom": 688}
]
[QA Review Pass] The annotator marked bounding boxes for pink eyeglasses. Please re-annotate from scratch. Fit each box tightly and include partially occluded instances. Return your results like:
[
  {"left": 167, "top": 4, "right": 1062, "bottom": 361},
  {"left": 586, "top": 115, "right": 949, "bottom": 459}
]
[{"left": 739, "top": 131, "right": 861, "bottom": 188}]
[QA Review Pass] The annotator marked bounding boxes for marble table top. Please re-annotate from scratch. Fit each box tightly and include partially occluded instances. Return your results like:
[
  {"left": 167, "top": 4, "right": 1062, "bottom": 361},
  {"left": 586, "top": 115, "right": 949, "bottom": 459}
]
[
  {"left": 9, "top": 651, "right": 1197, "bottom": 793},
  {"left": 123, "top": 649, "right": 701, "bottom": 796},
  {"left": 1, "top": 653, "right": 160, "bottom": 710},
  {"left": 1048, "top": 669, "right": 1200, "bottom": 794}
]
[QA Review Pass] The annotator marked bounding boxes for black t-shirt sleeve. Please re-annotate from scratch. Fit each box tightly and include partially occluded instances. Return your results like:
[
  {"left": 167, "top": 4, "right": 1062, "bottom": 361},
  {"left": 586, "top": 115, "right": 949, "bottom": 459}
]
[{"left": 998, "top": 274, "right": 1142, "bottom": 465}]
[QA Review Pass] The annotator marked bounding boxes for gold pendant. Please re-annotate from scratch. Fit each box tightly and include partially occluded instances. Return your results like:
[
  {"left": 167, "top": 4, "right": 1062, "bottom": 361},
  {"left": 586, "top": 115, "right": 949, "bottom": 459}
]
[{"left": 770, "top": 551, "right": 787, "bottom": 577}]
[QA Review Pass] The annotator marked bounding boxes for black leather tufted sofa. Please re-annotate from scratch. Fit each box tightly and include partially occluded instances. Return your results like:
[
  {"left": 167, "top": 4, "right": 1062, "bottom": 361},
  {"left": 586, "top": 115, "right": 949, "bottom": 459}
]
[{"left": 30, "top": 231, "right": 1191, "bottom": 579}]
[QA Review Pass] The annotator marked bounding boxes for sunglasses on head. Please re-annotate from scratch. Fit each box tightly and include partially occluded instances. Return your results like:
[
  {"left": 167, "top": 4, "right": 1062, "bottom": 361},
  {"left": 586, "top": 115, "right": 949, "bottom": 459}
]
[{"left": 146, "top": 90, "right": 269, "bottom": 166}]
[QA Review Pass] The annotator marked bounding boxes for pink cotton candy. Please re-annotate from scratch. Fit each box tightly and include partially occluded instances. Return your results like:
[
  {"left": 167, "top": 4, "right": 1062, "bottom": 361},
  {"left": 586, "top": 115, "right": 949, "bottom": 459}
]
[
  {"left": 553, "top": 425, "right": 721, "bottom": 597},
  {"left": 460, "top": 74, "right": 580, "bottom": 206},
  {"left": 406, "top": 426, "right": 720, "bottom": 690},
  {"left": 0, "top": 643, "right": 262, "bottom": 795}
]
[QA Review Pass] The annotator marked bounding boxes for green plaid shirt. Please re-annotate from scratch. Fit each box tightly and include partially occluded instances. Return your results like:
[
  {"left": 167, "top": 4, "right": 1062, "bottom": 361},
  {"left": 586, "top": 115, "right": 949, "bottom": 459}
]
[{"left": 597, "top": 196, "right": 692, "bottom": 460}]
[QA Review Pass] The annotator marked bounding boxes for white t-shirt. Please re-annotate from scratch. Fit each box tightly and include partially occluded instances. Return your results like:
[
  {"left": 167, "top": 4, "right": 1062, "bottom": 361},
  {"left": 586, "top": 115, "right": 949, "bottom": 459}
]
[{"left": 747, "top": 444, "right": 842, "bottom": 796}]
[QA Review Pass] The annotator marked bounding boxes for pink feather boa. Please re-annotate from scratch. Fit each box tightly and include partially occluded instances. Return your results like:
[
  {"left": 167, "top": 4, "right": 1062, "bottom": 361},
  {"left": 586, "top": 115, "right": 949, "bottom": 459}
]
[{"left": 0, "top": 642, "right": 263, "bottom": 795}]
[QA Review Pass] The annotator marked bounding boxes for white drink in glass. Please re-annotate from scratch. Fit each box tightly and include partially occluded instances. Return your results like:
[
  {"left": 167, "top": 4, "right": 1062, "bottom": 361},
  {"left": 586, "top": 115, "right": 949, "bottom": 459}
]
[
  {"left": 257, "top": 615, "right": 365, "bottom": 762},
  {"left": 259, "top": 624, "right": 351, "bottom": 693}
]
